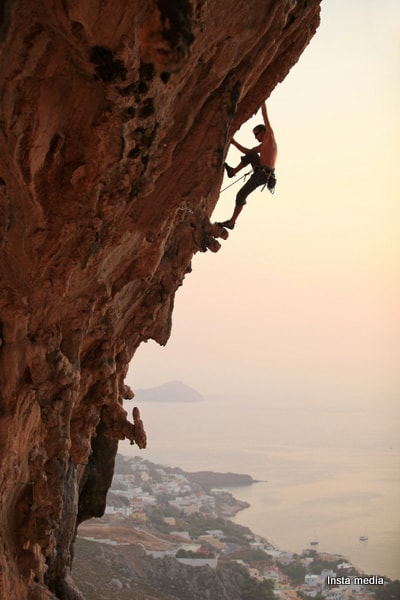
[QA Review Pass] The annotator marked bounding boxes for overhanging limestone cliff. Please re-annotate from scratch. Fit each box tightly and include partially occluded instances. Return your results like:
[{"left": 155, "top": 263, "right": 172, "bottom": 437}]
[{"left": 0, "top": 1, "right": 321, "bottom": 598}]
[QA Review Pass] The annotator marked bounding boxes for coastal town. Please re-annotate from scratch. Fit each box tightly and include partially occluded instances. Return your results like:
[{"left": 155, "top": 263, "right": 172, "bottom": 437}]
[{"left": 75, "top": 455, "right": 396, "bottom": 600}]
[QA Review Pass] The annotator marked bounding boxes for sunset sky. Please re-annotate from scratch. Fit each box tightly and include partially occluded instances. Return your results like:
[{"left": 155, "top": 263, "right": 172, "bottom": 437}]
[{"left": 127, "top": 0, "right": 400, "bottom": 412}]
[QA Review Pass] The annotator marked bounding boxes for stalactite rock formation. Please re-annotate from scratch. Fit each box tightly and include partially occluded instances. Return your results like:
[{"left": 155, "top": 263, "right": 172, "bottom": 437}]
[{"left": 0, "top": 1, "right": 321, "bottom": 597}]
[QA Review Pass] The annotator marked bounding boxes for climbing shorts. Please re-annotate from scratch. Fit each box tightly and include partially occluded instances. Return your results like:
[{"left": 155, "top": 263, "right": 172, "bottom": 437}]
[{"left": 235, "top": 168, "right": 272, "bottom": 206}]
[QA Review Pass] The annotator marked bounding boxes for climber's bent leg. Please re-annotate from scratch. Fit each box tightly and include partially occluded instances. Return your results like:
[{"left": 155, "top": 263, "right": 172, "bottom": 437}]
[{"left": 224, "top": 150, "right": 261, "bottom": 179}]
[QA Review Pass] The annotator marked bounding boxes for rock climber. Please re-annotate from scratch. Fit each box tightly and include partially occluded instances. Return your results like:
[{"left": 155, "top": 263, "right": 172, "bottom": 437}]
[{"left": 218, "top": 101, "right": 277, "bottom": 230}]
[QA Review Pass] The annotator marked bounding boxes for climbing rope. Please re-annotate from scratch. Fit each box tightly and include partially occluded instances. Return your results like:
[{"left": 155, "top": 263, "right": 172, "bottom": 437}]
[{"left": 220, "top": 171, "right": 252, "bottom": 193}]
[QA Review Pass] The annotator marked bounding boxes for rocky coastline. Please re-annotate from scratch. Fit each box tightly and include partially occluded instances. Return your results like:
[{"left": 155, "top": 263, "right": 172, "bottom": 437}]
[{"left": 73, "top": 455, "right": 397, "bottom": 599}]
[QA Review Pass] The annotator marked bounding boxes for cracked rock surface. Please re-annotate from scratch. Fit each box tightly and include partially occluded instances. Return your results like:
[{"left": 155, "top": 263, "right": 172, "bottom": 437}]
[{"left": 0, "top": 1, "right": 320, "bottom": 597}]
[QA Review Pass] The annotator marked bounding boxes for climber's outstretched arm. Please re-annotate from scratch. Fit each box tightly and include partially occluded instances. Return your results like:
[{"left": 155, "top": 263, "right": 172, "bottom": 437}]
[
  {"left": 261, "top": 102, "right": 273, "bottom": 135},
  {"left": 231, "top": 138, "right": 261, "bottom": 154}
]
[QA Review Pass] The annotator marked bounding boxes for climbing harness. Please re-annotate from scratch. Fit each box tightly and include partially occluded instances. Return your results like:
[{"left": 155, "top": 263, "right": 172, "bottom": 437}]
[
  {"left": 261, "top": 175, "right": 276, "bottom": 194},
  {"left": 266, "top": 171, "right": 276, "bottom": 194}
]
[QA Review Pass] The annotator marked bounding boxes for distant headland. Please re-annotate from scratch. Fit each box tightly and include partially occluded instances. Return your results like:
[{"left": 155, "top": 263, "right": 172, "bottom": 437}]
[
  {"left": 175, "top": 469, "right": 259, "bottom": 488},
  {"left": 131, "top": 381, "right": 205, "bottom": 403}
]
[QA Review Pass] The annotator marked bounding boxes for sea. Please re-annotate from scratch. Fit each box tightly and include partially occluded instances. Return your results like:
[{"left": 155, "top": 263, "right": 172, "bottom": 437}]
[{"left": 120, "top": 393, "right": 400, "bottom": 581}]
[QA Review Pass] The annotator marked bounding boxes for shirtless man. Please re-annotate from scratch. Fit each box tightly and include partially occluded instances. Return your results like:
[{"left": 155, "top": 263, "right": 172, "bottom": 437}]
[{"left": 218, "top": 102, "right": 277, "bottom": 230}]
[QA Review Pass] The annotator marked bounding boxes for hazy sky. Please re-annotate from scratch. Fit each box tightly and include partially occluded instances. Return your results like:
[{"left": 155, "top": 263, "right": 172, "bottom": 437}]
[{"left": 127, "top": 0, "right": 400, "bottom": 410}]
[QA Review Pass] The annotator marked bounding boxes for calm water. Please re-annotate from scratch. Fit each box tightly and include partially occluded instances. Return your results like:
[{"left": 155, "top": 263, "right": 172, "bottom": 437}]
[{"left": 120, "top": 394, "right": 400, "bottom": 580}]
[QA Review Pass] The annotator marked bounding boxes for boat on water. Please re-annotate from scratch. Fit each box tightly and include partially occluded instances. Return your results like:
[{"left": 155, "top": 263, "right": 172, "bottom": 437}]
[
  {"left": 359, "top": 535, "right": 368, "bottom": 542},
  {"left": 310, "top": 539, "right": 319, "bottom": 546}
]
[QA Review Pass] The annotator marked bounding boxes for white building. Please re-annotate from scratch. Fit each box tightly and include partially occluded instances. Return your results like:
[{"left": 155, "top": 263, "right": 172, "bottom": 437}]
[
  {"left": 263, "top": 567, "right": 282, "bottom": 582},
  {"left": 305, "top": 574, "right": 321, "bottom": 588},
  {"left": 104, "top": 505, "right": 132, "bottom": 517},
  {"left": 205, "top": 529, "right": 225, "bottom": 539},
  {"left": 176, "top": 557, "right": 218, "bottom": 569}
]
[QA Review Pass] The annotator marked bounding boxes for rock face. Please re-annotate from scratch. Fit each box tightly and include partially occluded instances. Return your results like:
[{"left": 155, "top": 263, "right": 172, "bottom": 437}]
[{"left": 0, "top": 1, "right": 320, "bottom": 598}]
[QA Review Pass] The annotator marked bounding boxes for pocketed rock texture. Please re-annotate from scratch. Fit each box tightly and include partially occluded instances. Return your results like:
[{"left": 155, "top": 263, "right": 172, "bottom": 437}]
[{"left": 0, "top": 1, "right": 320, "bottom": 598}]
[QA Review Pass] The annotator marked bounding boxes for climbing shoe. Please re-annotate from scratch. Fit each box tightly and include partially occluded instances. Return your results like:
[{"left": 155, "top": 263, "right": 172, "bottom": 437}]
[
  {"left": 224, "top": 163, "right": 235, "bottom": 178},
  {"left": 217, "top": 220, "right": 235, "bottom": 230}
]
